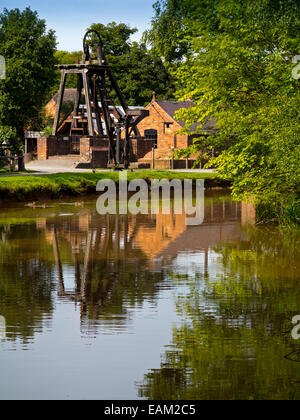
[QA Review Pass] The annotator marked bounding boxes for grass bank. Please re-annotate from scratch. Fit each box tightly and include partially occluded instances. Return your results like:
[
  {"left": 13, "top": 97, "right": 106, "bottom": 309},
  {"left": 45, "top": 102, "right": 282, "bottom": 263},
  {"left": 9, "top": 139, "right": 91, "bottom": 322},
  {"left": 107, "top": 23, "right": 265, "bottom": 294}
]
[{"left": 0, "top": 170, "right": 229, "bottom": 202}]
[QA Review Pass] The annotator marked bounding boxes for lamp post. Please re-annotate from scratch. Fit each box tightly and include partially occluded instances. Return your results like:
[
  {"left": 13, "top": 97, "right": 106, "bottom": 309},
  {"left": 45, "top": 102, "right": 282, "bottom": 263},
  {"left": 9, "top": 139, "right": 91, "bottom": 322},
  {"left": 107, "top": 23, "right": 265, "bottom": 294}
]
[
  {"left": 2, "top": 138, "right": 8, "bottom": 150},
  {"left": 1, "top": 138, "right": 14, "bottom": 171},
  {"left": 2, "top": 138, "right": 10, "bottom": 159}
]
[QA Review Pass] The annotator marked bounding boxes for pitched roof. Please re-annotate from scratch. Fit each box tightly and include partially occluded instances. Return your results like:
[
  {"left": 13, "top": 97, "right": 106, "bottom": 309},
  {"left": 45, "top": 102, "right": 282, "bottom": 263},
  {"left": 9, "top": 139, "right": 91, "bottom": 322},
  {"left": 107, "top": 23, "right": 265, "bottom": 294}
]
[
  {"left": 156, "top": 100, "right": 216, "bottom": 134},
  {"left": 53, "top": 88, "right": 78, "bottom": 104},
  {"left": 156, "top": 100, "right": 194, "bottom": 126}
]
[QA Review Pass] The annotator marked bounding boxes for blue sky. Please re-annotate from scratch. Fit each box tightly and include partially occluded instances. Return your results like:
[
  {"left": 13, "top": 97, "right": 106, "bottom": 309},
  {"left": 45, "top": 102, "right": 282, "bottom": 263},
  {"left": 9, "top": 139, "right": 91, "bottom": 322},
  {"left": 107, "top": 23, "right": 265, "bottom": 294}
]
[{"left": 1, "top": 0, "right": 155, "bottom": 51}]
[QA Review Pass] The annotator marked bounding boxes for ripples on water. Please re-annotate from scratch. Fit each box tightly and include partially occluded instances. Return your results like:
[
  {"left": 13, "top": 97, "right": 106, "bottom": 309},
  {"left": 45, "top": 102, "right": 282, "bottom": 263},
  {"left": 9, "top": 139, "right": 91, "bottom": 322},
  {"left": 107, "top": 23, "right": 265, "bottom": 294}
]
[{"left": 0, "top": 191, "right": 299, "bottom": 400}]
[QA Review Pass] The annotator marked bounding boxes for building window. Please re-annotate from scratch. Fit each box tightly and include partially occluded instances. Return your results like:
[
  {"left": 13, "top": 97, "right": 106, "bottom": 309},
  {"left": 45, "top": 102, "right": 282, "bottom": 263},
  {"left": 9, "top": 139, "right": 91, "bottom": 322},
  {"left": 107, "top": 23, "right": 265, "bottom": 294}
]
[
  {"left": 145, "top": 129, "right": 158, "bottom": 149},
  {"left": 163, "top": 122, "right": 173, "bottom": 134}
]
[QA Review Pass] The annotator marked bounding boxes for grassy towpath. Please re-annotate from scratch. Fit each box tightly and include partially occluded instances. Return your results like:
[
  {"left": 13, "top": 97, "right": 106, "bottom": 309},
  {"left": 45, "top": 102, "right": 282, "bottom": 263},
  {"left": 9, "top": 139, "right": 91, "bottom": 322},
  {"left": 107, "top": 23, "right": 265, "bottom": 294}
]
[{"left": 0, "top": 170, "right": 228, "bottom": 202}]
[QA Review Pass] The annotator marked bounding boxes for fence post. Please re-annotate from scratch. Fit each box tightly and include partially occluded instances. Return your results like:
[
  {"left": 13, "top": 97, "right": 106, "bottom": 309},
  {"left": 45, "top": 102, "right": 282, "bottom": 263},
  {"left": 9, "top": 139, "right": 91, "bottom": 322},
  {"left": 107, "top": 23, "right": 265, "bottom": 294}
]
[
  {"left": 18, "top": 154, "right": 25, "bottom": 172},
  {"left": 170, "top": 146, "right": 174, "bottom": 170},
  {"left": 152, "top": 147, "right": 155, "bottom": 169},
  {"left": 9, "top": 154, "right": 15, "bottom": 172}
]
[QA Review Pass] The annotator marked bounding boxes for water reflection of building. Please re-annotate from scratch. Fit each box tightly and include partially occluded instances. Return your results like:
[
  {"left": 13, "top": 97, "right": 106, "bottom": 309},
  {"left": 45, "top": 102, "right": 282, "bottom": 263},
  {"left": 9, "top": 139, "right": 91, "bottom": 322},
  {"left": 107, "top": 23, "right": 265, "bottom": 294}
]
[
  {"left": 42, "top": 197, "right": 247, "bottom": 263},
  {"left": 134, "top": 198, "right": 250, "bottom": 259},
  {"left": 41, "top": 197, "right": 252, "bottom": 312},
  {"left": 0, "top": 194, "right": 255, "bottom": 338},
  {"left": 134, "top": 214, "right": 187, "bottom": 258}
]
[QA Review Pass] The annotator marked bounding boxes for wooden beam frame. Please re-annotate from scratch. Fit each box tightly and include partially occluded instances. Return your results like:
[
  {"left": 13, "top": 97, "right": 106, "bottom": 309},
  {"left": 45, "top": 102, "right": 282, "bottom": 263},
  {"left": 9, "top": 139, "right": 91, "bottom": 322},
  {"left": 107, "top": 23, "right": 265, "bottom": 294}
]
[
  {"left": 52, "top": 71, "right": 66, "bottom": 136},
  {"left": 52, "top": 29, "right": 150, "bottom": 167},
  {"left": 82, "top": 70, "right": 94, "bottom": 136},
  {"left": 71, "top": 74, "right": 83, "bottom": 134}
]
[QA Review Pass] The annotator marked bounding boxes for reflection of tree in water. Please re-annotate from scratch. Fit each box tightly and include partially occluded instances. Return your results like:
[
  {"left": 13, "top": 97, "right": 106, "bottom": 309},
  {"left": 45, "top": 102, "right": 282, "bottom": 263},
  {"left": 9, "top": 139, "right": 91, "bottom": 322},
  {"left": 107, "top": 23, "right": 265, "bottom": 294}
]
[
  {"left": 0, "top": 224, "right": 55, "bottom": 344},
  {"left": 0, "top": 195, "right": 257, "bottom": 345},
  {"left": 0, "top": 194, "right": 246, "bottom": 342},
  {"left": 0, "top": 211, "right": 169, "bottom": 341},
  {"left": 138, "top": 227, "right": 300, "bottom": 400}
]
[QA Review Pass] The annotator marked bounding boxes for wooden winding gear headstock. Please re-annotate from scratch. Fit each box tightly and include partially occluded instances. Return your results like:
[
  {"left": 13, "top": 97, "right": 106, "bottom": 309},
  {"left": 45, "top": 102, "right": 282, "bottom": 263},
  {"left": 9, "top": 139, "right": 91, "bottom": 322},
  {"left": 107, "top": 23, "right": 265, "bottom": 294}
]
[{"left": 52, "top": 30, "right": 149, "bottom": 169}]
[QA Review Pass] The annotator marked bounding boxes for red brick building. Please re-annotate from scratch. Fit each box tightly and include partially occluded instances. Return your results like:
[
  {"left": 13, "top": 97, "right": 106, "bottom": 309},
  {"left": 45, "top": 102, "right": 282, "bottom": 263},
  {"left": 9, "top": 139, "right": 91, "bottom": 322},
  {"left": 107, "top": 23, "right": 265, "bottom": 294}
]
[
  {"left": 38, "top": 93, "right": 215, "bottom": 169},
  {"left": 135, "top": 95, "right": 216, "bottom": 167}
]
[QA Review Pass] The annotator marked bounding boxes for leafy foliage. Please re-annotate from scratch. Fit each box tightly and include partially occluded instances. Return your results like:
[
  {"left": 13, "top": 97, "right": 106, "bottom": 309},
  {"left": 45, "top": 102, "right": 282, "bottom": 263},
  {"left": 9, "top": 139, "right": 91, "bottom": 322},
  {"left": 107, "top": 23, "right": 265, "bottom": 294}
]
[
  {"left": 107, "top": 41, "right": 175, "bottom": 106},
  {"left": 52, "top": 22, "right": 175, "bottom": 106},
  {"left": 87, "top": 22, "right": 175, "bottom": 105},
  {"left": 143, "top": 0, "right": 220, "bottom": 63},
  {"left": 149, "top": 0, "right": 300, "bottom": 224},
  {"left": 0, "top": 8, "right": 57, "bottom": 138},
  {"left": 52, "top": 50, "right": 82, "bottom": 95}
]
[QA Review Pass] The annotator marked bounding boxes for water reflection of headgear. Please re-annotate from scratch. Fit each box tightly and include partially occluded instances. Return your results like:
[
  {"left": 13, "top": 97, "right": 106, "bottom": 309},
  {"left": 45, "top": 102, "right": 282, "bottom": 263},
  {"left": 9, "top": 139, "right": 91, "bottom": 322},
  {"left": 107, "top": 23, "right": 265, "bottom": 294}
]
[{"left": 0, "top": 315, "right": 6, "bottom": 340}]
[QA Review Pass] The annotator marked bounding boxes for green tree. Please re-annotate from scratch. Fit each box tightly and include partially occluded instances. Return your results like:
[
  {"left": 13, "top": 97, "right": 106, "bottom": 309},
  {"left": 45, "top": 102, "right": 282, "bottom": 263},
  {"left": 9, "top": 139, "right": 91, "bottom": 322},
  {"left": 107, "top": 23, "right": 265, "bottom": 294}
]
[
  {"left": 52, "top": 50, "right": 82, "bottom": 95},
  {"left": 51, "top": 22, "right": 175, "bottom": 106},
  {"left": 109, "top": 41, "right": 175, "bottom": 105},
  {"left": 86, "top": 22, "right": 175, "bottom": 105},
  {"left": 143, "top": 0, "right": 219, "bottom": 64},
  {"left": 0, "top": 8, "right": 57, "bottom": 141},
  {"left": 88, "top": 22, "right": 138, "bottom": 57},
  {"left": 150, "top": 0, "right": 300, "bottom": 224}
]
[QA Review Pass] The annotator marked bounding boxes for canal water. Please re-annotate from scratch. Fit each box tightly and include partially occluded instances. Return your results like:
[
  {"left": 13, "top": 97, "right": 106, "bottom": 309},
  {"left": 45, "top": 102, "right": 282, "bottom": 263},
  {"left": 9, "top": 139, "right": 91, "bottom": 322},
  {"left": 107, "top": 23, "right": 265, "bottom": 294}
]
[{"left": 0, "top": 191, "right": 299, "bottom": 400}]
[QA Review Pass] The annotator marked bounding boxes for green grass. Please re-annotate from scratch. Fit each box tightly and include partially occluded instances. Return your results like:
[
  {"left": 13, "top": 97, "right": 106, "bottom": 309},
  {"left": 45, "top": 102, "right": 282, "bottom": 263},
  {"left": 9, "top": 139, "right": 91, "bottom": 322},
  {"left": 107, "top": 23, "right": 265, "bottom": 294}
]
[{"left": 0, "top": 170, "right": 228, "bottom": 202}]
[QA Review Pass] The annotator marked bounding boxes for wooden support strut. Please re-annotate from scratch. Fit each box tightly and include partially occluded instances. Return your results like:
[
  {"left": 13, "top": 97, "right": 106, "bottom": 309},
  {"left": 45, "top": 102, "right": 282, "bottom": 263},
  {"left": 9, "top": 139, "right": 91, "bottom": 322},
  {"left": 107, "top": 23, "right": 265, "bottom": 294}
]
[
  {"left": 81, "top": 230, "right": 93, "bottom": 301},
  {"left": 71, "top": 74, "right": 83, "bottom": 134},
  {"left": 82, "top": 71, "right": 94, "bottom": 137},
  {"left": 52, "top": 71, "right": 66, "bottom": 136},
  {"left": 92, "top": 76, "right": 103, "bottom": 136},
  {"left": 123, "top": 117, "right": 129, "bottom": 169},
  {"left": 52, "top": 227, "right": 65, "bottom": 295},
  {"left": 96, "top": 73, "right": 115, "bottom": 163},
  {"left": 52, "top": 30, "right": 150, "bottom": 168}
]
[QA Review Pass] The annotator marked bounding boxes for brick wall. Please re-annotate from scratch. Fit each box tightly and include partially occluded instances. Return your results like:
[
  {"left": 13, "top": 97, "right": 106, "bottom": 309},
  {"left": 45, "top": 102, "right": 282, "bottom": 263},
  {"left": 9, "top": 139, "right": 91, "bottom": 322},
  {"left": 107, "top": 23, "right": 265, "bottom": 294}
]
[
  {"left": 80, "top": 137, "right": 110, "bottom": 162},
  {"left": 80, "top": 137, "right": 92, "bottom": 162},
  {"left": 45, "top": 99, "right": 56, "bottom": 119},
  {"left": 37, "top": 136, "right": 71, "bottom": 160},
  {"left": 140, "top": 159, "right": 200, "bottom": 170},
  {"left": 37, "top": 137, "right": 48, "bottom": 160},
  {"left": 80, "top": 137, "right": 153, "bottom": 166},
  {"left": 38, "top": 135, "right": 155, "bottom": 165}
]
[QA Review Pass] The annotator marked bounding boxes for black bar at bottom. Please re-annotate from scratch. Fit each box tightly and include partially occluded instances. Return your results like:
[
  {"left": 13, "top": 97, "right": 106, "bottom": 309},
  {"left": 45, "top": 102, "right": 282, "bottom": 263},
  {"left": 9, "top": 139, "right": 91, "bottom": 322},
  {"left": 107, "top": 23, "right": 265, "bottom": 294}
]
[{"left": 72, "top": 401, "right": 203, "bottom": 416}]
